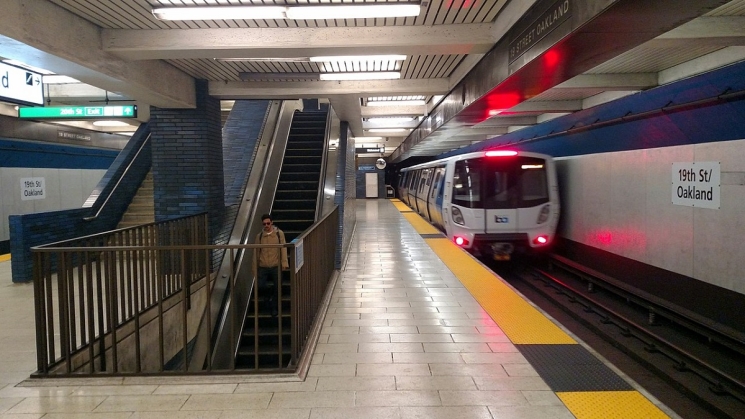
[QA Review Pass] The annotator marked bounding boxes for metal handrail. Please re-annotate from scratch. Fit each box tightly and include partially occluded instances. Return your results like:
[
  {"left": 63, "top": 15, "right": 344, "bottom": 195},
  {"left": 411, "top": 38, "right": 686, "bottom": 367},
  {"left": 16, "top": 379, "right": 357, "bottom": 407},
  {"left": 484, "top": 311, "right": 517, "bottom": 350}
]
[
  {"left": 30, "top": 207, "right": 339, "bottom": 377},
  {"left": 83, "top": 133, "right": 151, "bottom": 221}
]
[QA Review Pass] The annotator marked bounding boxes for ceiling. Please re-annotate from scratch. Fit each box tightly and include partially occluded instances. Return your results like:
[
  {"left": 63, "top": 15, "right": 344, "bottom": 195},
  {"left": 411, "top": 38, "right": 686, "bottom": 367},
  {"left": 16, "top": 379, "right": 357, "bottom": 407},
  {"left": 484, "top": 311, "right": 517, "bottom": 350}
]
[{"left": 1, "top": 0, "right": 745, "bottom": 162}]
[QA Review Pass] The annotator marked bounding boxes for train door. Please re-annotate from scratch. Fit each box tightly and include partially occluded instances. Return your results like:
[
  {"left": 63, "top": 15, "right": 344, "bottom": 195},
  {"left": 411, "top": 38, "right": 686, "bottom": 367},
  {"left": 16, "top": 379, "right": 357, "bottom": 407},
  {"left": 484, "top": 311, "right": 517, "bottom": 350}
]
[
  {"left": 399, "top": 171, "right": 410, "bottom": 205},
  {"left": 449, "top": 158, "right": 486, "bottom": 233},
  {"left": 482, "top": 157, "right": 518, "bottom": 238},
  {"left": 427, "top": 166, "right": 446, "bottom": 229},
  {"left": 406, "top": 170, "right": 418, "bottom": 208},
  {"left": 415, "top": 168, "right": 433, "bottom": 219}
]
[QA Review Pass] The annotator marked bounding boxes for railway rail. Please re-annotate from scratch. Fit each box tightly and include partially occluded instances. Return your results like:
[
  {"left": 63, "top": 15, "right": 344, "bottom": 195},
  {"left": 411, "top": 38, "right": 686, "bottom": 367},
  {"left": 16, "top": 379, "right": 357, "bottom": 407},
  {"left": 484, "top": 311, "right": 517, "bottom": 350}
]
[{"left": 492, "top": 255, "right": 745, "bottom": 419}]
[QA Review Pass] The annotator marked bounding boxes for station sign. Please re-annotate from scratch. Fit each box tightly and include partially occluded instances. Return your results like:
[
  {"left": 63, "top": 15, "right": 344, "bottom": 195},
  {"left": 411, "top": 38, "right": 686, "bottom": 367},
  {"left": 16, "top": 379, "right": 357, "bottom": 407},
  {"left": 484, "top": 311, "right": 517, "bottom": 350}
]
[
  {"left": 671, "top": 161, "right": 720, "bottom": 209},
  {"left": 356, "top": 147, "right": 385, "bottom": 154},
  {"left": 0, "top": 62, "right": 44, "bottom": 106},
  {"left": 19, "top": 105, "right": 137, "bottom": 119}
]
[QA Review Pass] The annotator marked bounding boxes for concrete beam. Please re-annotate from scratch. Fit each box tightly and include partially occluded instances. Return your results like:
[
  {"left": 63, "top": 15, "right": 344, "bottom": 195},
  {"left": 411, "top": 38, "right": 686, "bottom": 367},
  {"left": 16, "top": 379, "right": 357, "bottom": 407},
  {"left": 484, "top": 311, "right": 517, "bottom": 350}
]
[
  {"left": 327, "top": 95, "right": 363, "bottom": 137},
  {"left": 103, "top": 24, "right": 496, "bottom": 60},
  {"left": 361, "top": 105, "right": 427, "bottom": 117},
  {"left": 0, "top": 0, "right": 195, "bottom": 109},
  {"left": 362, "top": 120, "right": 419, "bottom": 130},
  {"left": 651, "top": 16, "right": 745, "bottom": 47},
  {"left": 209, "top": 79, "right": 450, "bottom": 99},
  {"left": 510, "top": 100, "right": 582, "bottom": 113},
  {"left": 556, "top": 73, "right": 658, "bottom": 90}
]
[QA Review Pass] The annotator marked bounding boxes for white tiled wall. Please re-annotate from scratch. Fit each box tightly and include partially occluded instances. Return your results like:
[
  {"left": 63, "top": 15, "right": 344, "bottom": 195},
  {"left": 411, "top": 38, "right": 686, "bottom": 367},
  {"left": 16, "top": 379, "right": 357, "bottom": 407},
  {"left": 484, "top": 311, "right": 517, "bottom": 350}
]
[
  {"left": 556, "top": 139, "right": 745, "bottom": 294},
  {"left": 0, "top": 168, "right": 106, "bottom": 243}
]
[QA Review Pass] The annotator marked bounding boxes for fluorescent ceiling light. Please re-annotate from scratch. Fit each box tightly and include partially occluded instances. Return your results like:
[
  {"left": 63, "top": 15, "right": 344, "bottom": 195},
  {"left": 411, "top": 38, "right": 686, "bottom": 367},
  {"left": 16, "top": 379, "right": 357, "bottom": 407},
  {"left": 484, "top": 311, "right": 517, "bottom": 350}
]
[
  {"left": 287, "top": 4, "right": 420, "bottom": 19},
  {"left": 367, "top": 100, "right": 426, "bottom": 107},
  {"left": 366, "top": 117, "right": 416, "bottom": 123},
  {"left": 239, "top": 72, "right": 320, "bottom": 81},
  {"left": 216, "top": 57, "right": 310, "bottom": 62},
  {"left": 352, "top": 136, "right": 384, "bottom": 141},
  {"left": 153, "top": 6, "right": 286, "bottom": 20},
  {"left": 43, "top": 75, "right": 80, "bottom": 84},
  {"left": 92, "top": 120, "right": 131, "bottom": 127},
  {"left": 153, "top": 4, "right": 421, "bottom": 21},
  {"left": 310, "top": 55, "right": 407, "bottom": 62},
  {"left": 367, "top": 128, "right": 411, "bottom": 133},
  {"left": 320, "top": 72, "right": 400, "bottom": 81}
]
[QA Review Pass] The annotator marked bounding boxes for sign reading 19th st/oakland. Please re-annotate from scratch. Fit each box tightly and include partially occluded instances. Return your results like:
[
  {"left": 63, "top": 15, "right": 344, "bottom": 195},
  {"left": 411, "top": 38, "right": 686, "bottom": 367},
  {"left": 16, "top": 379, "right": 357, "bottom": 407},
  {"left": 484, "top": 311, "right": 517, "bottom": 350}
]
[
  {"left": 20, "top": 177, "right": 46, "bottom": 201},
  {"left": 672, "top": 162, "right": 720, "bottom": 209}
]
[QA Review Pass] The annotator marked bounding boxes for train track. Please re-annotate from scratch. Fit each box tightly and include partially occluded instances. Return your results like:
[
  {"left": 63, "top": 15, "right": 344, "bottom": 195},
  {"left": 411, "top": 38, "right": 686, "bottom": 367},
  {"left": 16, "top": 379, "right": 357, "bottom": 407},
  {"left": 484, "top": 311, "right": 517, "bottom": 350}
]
[{"left": 490, "top": 255, "right": 745, "bottom": 419}]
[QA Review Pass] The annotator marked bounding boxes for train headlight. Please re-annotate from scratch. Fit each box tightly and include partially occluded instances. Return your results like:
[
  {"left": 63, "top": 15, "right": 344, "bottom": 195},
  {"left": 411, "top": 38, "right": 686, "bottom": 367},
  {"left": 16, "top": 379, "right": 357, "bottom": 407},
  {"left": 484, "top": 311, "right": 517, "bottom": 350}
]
[
  {"left": 536, "top": 204, "right": 550, "bottom": 224},
  {"left": 451, "top": 207, "right": 465, "bottom": 225}
]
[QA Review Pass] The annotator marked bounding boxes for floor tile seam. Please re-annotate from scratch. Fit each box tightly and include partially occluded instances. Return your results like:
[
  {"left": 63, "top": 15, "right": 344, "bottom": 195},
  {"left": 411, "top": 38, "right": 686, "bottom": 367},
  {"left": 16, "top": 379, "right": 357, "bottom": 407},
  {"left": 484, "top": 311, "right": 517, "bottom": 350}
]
[{"left": 386, "top": 200, "right": 672, "bottom": 418}]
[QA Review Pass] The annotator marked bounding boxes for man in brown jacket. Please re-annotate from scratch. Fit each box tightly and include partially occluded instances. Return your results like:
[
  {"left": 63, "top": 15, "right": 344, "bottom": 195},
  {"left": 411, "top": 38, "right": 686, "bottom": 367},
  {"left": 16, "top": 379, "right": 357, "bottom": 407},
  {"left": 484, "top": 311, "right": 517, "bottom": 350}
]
[{"left": 255, "top": 214, "right": 288, "bottom": 316}]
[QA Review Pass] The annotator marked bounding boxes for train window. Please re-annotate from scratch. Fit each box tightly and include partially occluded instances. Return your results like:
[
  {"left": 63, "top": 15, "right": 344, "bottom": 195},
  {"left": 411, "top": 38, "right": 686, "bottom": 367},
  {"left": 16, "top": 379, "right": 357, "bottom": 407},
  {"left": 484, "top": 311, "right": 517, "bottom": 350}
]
[
  {"left": 519, "top": 158, "right": 549, "bottom": 206},
  {"left": 452, "top": 160, "right": 482, "bottom": 208},
  {"left": 482, "top": 156, "right": 549, "bottom": 208},
  {"left": 430, "top": 171, "right": 441, "bottom": 199},
  {"left": 418, "top": 169, "right": 430, "bottom": 194}
]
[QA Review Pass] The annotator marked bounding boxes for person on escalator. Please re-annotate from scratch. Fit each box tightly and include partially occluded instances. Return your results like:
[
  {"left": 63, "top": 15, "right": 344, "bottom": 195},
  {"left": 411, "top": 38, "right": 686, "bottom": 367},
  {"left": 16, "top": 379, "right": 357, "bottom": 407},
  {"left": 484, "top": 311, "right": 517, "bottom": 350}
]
[{"left": 254, "top": 214, "right": 289, "bottom": 317}]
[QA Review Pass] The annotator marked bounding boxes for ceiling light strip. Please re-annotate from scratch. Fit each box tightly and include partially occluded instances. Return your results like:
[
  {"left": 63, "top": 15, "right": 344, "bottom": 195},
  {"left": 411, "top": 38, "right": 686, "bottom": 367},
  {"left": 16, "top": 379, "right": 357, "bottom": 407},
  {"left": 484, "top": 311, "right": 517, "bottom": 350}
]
[
  {"left": 153, "top": 4, "right": 421, "bottom": 21},
  {"left": 320, "top": 72, "right": 400, "bottom": 81}
]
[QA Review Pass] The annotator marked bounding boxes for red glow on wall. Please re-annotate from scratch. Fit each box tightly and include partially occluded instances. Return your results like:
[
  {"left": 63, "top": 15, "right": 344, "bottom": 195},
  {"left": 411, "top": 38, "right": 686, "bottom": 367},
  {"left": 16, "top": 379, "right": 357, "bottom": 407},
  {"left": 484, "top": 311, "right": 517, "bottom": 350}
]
[
  {"left": 543, "top": 49, "right": 560, "bottom": 68},
  {"left": 447, "top": 0, "right": 475, "bottom": 8},
  {"left": 483, "top": 92, "right": 521, "bottom": 120},
  {"left": 596, "top": 231, "right": 613, "bottom": 245}
]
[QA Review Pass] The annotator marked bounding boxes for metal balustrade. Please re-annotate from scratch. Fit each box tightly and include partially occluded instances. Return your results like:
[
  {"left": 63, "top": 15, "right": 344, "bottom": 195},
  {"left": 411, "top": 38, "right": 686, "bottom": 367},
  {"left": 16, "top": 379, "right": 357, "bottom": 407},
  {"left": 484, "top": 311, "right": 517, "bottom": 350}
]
[{"left": 31, "top": 208, "right": 338, "bottom": 377}]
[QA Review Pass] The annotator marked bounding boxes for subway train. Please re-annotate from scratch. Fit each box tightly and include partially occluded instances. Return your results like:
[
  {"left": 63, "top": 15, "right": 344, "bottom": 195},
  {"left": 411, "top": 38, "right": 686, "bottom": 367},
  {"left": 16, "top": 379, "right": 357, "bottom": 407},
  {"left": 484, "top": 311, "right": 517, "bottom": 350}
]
[{"left": 397, "top": 150, "right": 560, "bottom": 260}]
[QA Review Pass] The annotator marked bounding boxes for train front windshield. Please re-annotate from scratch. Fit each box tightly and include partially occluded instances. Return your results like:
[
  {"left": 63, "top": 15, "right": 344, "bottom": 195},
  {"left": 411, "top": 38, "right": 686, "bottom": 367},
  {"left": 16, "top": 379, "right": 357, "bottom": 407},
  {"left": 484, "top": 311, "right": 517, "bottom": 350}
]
[{"left": 451, "top": 156, "right": 549, "bottom": 209}]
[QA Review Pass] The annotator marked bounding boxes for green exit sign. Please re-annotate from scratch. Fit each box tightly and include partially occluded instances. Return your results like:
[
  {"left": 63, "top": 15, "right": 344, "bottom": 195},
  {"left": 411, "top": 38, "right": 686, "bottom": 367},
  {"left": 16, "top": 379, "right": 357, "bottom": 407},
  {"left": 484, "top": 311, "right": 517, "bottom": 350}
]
[{"left": 19, "top": 105, "right": 137, "bottom": 119}]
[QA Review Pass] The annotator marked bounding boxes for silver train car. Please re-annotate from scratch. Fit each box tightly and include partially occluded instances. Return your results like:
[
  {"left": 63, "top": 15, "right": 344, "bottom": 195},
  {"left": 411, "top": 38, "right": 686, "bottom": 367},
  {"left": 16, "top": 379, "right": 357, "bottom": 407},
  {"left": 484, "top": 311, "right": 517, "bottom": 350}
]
[{"left": 397, "top": 150, "right": 560, "bottom": 260}]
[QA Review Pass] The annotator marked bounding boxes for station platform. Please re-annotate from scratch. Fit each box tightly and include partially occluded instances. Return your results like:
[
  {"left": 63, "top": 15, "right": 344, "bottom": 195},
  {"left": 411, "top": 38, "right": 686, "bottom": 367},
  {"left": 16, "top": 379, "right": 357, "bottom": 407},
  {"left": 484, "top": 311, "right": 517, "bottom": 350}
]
[{"left": 0, "top": 199, "right": 679, "bottom": 418}]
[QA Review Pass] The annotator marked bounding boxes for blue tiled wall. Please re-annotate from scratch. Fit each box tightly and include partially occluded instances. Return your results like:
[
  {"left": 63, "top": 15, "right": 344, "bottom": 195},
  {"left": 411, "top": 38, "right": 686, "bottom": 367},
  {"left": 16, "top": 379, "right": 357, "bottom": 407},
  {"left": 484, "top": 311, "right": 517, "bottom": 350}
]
[{"left": 9, "top": 125, "right": 152, "bottom": 282}]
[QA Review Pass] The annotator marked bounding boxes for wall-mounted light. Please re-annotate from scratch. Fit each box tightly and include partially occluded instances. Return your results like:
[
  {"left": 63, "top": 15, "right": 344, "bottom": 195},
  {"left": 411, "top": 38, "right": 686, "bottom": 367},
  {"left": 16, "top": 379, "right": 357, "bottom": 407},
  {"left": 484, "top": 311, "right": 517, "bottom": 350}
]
[{"left": 153, "top": 4, "right": 421, "bottom": 21}]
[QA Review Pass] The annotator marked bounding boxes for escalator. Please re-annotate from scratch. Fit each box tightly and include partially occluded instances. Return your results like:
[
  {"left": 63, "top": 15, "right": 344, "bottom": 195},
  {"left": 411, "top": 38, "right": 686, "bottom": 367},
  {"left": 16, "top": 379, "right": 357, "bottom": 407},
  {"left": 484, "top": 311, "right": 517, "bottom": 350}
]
[
  {"left": 235, "top": 109, "right": 328, "bottom": 369},
  {"left": 271, "top": 110, "right": 328, "bottom": 241}
]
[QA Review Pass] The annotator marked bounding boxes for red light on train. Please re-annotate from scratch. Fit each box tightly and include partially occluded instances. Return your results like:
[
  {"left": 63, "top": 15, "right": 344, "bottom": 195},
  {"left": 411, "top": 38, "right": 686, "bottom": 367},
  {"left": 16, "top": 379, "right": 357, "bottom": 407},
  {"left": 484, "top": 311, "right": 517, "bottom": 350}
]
[
  {"left": 454, "top": 236, "right": 469, "bottom": 246},
  {"left": 485, "top": 150, "right": 518, "bottom": 157},
  {"left": 533, "top": 235, "right": 549, "bottom": 245}
]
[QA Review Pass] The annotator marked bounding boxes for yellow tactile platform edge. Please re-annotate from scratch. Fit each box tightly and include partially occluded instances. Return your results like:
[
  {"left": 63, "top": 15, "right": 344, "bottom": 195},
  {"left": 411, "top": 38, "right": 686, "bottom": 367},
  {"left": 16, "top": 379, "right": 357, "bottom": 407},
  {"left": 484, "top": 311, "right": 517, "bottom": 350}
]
[
  {"left": 0, "top": 254, "right": 10, "bottom": 263},
  {"left": 425, "top": 237, "right": 575, "bottom": 344},
  {"left": 402, "top": 213, "right": 442, "bottom": 235},
  {"left": 557, "top": 391, "right": 670, "bottom": 419},
  {"left": 390, "top": 199, "right": 413, "bottom": 213},
  {"left": 391, "top": 200, "right": 671, "bottom": 419}
]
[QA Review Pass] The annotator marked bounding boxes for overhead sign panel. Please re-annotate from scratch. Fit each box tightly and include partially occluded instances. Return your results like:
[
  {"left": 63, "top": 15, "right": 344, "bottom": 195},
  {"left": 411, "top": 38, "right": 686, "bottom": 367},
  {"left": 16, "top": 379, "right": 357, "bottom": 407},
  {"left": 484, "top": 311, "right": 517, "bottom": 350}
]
[
  {"left": 0, "top": 62, "right": 44, "bottom": 106},
  {"left": 19, "top": 105, "right": 137, "bottom": 119},
  {"left": 356, "top": 147, "right": 385, "bottom": 154}
]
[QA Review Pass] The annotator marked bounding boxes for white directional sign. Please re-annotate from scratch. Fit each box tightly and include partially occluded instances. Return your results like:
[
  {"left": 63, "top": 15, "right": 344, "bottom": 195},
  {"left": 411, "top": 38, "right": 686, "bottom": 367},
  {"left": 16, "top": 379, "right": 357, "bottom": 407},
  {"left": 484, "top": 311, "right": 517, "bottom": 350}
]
[
  {"left": 672, "top": 162, "right": 720, "bottom": 209},
  {"left": 0, "top": 62, "right": 44, "bottom": 106}
]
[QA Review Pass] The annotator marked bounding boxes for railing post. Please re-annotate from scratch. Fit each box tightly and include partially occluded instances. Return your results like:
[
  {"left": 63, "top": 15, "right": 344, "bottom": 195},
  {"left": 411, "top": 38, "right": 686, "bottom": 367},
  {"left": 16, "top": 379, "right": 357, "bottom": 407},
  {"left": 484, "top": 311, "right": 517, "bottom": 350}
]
[{"left": 32, "top": 251, "right": 48, "bottom": 375}]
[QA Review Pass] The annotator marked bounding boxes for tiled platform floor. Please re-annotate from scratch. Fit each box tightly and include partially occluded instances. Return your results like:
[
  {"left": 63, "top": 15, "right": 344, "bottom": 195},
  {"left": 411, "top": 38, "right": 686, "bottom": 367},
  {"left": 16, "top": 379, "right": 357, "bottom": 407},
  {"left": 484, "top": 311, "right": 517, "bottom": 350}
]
[{"left": 0, "top": 199, "right": 664, "bottom": 418}]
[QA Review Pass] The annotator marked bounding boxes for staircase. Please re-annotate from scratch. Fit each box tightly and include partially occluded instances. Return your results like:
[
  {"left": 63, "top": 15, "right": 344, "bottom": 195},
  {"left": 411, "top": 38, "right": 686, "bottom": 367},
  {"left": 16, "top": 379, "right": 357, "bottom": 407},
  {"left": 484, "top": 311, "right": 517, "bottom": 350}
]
[
  {"left": 117, "top": 171, "right": 154, "bottom": 229},
  {"left": 235, "top": 109, "right": 327, "bottom": 370}
]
